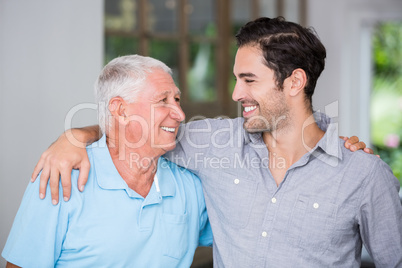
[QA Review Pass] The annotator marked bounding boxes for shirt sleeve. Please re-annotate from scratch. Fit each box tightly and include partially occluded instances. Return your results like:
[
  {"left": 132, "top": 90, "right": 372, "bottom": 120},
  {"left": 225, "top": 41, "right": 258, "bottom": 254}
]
[
  {"left": 1, "top": 176, "right": 69, "bottom": 268},
  {"left": 198, "top": 217, "right": 213, "bottom": 247},
  {"left": 190, "top": 173, "right": 213, "bottom": 247},
  {"left": 358, "top": 159, "right": 402, "bottom": 268},
  {"left": 164, "top": 119, "right": 216, "bottom": 174}
]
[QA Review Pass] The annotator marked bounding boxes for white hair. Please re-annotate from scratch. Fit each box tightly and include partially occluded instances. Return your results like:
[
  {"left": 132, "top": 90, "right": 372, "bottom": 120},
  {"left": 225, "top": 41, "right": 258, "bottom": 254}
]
[{"left": 95, "top": 55, "right": 172, "bottom": 133}]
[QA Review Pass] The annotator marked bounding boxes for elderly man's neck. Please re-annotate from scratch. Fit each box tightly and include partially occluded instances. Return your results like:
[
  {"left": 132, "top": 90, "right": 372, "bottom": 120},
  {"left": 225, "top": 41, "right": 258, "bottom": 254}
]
[{"left": 106, "top": 135, "right": 159, "bottom": 198}]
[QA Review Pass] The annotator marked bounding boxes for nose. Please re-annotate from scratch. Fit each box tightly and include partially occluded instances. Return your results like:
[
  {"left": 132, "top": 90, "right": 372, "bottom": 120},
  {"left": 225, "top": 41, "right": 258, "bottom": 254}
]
[
  {"left": 232, "top": 81, "right": 244, "bottom": 102},
  {"left": 170, "top": 103, "right": 185, "bottom": 122}
]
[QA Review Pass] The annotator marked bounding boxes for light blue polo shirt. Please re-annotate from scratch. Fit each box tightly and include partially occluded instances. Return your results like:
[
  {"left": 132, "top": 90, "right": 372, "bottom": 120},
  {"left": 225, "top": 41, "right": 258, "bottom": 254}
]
[{"left": 2, "top": 135, "right": 212, "bottom": 268}]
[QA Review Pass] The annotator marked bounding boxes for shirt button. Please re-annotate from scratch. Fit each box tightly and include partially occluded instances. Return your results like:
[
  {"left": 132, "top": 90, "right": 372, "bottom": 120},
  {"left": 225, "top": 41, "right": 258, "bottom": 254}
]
[
  {"left": 262, "top": 231, "right": 268, "bottom": 237},
  {"left": 271, "top": 197, "right": 277, "bottom": 204},
  {"left": 313, "top": 203, "right": 319, "bottom": 209},
  {"left": 234, "top": 179, "right": 240, "bottom": 184}
]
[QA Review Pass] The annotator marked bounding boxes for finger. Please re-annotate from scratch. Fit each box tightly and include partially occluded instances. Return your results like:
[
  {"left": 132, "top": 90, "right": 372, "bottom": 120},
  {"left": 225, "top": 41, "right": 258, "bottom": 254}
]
[
  {"left": 39, "top": 166, "right": 50, "bottom": 199},
  {"left": 49, "top": 167, "right": 60, "bottom": 205},
  {"left": 347, "top": 136, "right": 359, "bottom": 144},
  {"left": 345, "top": 136, "right": 359, "bottom": 149},
  {"left": 32, "top": 156, "right": 46, "bottom": 182},
  {"left": 350, "top": 141, "right": 366, "bottom": 151},
  {"left": 363, "top": 148, "right": 374, "bottom": 154},
  {"left": 77, "top": 160, "right": 91, "bottom": 192},
  {"left": 60, "top": 168, "right": 72, "bottom": 202},
  {"left": 339, "top": 136, "right": 348, "bottom": 141}
]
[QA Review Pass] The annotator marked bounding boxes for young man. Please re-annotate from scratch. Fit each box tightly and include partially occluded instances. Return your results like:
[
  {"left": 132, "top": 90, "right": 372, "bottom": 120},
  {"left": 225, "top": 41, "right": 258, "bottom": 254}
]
[{"left": 30, "top": 17, "right": 401, "bottom": 267}]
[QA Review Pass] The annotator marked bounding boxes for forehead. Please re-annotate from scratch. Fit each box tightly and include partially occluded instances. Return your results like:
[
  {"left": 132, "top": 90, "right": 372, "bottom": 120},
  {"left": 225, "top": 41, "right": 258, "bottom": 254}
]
[
  {"left": 233, "top": 46, "right": 269, "bottom": 74},
  {"left": 141, "top": 69, "right": 180, "bottom": 97},
  {"left": 234, "top": 46, "right": 262, "bottom": 66}
]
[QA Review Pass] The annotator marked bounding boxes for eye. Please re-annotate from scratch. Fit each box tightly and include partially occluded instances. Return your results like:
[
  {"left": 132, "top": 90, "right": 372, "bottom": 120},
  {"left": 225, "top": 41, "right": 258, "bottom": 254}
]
[
  {"left": 175, "top": 97, "right": 180, "bottom": 102},
  {"left": 245, "top": 79, "right": 254, "bottom": 83},
  {"left": 161, "top": 97, "right": 167, "bottom": 103}
]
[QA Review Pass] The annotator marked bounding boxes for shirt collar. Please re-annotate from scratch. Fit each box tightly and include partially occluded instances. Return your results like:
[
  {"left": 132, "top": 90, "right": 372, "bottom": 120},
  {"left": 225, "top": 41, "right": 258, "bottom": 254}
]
[
  {"left": 90, "top": 134, "right": 176, "bottom": 198},
  {"left": 240, "top": 118, "right": 264, "bottom": 145},
  {"left": 242, "top": 112, "right": 342, "bottom": 162},
  {"left": 301, "top": 114, "right": 343, "bottom": 168},
  {"left": 314, "top": 118, "right": 343, "bottom": 161},
  {"left": 244, "top": 131, "right": 263, "bottom": 145},
  {"left": 243, "top": 111, "right": 333, "bottom": 143},
  {"left": 155, "top": 157, "right": 176, "bottom": 197}
]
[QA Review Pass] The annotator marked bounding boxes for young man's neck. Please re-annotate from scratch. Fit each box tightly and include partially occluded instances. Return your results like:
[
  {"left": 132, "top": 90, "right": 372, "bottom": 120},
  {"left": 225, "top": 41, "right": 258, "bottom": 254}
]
[{"left": 262, "top": 110, "right": 325, "bottom": 185}]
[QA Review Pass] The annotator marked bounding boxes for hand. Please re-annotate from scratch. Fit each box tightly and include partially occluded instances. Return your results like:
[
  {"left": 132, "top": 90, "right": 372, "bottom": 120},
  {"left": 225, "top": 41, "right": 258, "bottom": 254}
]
[
  {"left": 31, "top": 130, "right": 91, "bottom": 205},
  {"left": 340, "top": 136, "right": 378, "bottom": 156}
]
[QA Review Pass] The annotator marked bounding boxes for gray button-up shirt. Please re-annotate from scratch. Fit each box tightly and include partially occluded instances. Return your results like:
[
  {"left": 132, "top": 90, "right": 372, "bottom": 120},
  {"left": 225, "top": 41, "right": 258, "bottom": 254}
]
[{"left": 166, "top": 115, "right": 402, "bottom": 268}]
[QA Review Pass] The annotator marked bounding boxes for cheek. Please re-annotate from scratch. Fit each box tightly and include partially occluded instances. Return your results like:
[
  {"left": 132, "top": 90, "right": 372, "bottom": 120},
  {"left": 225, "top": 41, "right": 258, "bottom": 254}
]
[
  {"left": 126, "top": 121, "right": 149, "bottom": 138},
  {"left": 125, "top": 112, "right": 152, "bottom": 135},
  {"left": 251, "top": 91, "right": 266, "bottom": 105},
  {"left": 154, "top": 108, "right": 170, "bottom": 121}
]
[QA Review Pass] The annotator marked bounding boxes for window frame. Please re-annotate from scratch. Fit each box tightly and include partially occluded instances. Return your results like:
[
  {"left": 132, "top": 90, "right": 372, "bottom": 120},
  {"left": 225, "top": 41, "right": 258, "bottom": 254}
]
[{"left": 104, "top": 0, "right": 307, "bottom": 119}]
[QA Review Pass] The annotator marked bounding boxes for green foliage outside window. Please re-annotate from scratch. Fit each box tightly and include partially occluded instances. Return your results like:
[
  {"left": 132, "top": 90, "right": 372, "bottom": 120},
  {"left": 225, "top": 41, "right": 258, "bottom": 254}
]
[
  {"left": 371, "top": 22, "right": 402, "bottom": 185},
  {"left": 104, "top": 36, "right": 139, "bottom": 65}
]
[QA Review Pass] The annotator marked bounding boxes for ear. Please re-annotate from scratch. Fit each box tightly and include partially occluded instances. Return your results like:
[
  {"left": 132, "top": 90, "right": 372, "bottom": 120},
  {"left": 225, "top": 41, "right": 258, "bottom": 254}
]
[
  {"left": 109, "top": 97, "right": 127, "bottom": 119},
  {"left": 289, "top": 68, "right": 307, "bottom": 97}
]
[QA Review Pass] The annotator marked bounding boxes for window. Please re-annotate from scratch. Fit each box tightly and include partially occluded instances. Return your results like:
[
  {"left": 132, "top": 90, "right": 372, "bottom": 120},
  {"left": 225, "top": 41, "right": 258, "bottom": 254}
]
[
  {"left": 371, "top": 21, "right": 402, "bottom": 186},
  {"left": 104, "top": 0, "right": 307, "bottom": 121}
]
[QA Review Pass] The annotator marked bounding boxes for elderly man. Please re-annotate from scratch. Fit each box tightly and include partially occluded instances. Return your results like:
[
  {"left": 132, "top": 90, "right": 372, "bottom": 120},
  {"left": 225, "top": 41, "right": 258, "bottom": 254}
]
[{"left": 2, "top": 55, "right": 212, "bottom": 267}]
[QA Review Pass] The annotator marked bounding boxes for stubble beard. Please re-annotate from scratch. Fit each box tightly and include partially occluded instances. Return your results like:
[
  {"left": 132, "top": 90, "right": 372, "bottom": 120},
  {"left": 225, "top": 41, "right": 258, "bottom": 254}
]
[{"left": 243, "top": 93, "right": 290, "bottom": 134}]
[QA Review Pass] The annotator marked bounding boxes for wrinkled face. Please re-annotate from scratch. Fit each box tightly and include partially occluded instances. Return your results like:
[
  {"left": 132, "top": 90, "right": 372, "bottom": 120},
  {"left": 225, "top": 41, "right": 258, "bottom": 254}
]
[
  {"left": 125, "top": 69, "right": 185, "bottom": 154},
  {"left": 232, "top": 45, "right": 290, "bottom": 133}
]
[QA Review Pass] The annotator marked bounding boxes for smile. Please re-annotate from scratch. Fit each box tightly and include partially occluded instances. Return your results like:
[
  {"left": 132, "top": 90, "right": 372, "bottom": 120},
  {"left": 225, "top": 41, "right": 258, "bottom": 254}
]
[
  {"left": 244, "top": 105, "right": 257, "bottom": 112},
  {"left": 161, "top": 126, "right": 176, "bottom": 133}
]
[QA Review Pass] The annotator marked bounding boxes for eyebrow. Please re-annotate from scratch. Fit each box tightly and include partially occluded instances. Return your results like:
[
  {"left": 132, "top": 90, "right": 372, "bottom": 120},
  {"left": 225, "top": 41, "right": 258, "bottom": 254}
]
[
  {"left": 153, "top": 89, "right": 181, "bottom": 99},
  {"left": 235, "top": 72, "right": 257, "bottom": 79}
]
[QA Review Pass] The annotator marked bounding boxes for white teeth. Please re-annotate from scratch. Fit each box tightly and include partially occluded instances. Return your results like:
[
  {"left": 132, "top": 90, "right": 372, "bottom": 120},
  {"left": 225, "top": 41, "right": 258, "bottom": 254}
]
[
  {"left": 161, "top": 126, "right": 175, "bottom": 133},
  {"left": 244, "top": 105, "right": 257, "bottom": 112}
]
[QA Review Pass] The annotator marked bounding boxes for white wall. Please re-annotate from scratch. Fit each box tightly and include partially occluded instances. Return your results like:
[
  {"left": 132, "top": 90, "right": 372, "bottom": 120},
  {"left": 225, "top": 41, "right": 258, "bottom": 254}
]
[
  {"left": 0, "top": 0, "right": 103, "bottom": 266},
  {"left": 308, "top": 0, "right": 402, "bottom": 142}
]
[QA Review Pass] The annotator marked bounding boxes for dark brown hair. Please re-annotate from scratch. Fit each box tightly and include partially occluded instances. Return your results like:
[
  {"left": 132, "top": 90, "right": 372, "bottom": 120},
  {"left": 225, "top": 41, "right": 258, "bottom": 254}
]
[{"left": 236, "top": 17, "right": 326, "bottom": 111}]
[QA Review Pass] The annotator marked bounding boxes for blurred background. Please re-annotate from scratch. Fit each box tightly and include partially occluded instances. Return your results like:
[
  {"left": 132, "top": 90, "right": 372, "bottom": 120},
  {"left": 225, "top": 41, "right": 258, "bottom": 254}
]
[{"left": 1, "top": 0, "right": 401, "bottom": 267}]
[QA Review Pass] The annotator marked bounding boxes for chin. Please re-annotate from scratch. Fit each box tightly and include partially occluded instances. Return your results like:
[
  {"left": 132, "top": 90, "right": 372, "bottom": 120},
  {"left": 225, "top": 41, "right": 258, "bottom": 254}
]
[
  {"left": 243, "top": 119, "right": 271, "bottom": 133},
  {"left": 161, "top": 143, "right": 177, "bottom": 153},
  {"left": 244, "top": 127, "right": 261, "bottom": 133}
]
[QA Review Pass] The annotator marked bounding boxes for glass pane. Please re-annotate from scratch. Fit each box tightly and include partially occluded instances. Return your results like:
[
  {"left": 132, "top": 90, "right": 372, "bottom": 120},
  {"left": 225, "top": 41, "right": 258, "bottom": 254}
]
[
  {"left": 147, "top": 0, "right": 178, "bottom": 33},
  {"left": 232, "top": 0, "right": 251, "bottom": 36},
  {"left": 259, "top": 0, "right": 277, "bottom": 18},
  {"left": 104, "top": 36, "right": 139, "bottom": 64},
  {"left": 149, "top": 40, "right": 180, "bottom": 86},
  {"left": 105, "top": 0, "right": 138, "bottom": 33},
  {"left": 188, "top": 0, "right": 216, "bottom": 37},
  {"left": 371, "top": 21, "right": 402, "bottom": 186},
  {"left": 188, "top": 42, "right": 216, "bottom": 102}
]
